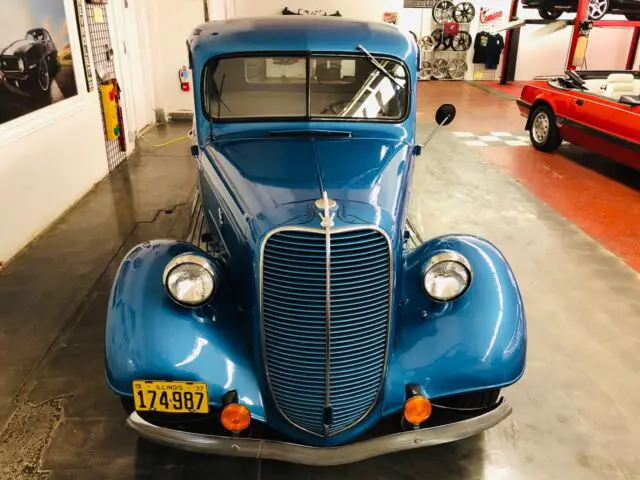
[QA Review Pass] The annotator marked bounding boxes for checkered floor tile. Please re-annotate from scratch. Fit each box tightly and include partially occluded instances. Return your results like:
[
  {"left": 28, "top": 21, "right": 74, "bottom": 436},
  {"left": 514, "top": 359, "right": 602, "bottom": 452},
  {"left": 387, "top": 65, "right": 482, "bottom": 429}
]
[{"left": 453, "top": 131, "right": 531, "bottom": 147}]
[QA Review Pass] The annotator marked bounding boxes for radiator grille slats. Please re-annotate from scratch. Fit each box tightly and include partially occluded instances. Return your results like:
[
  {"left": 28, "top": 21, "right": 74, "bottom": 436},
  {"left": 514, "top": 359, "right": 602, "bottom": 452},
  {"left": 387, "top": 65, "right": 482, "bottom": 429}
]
[{"left": 262, "top": 228, "right": 390, "bottom": 436}]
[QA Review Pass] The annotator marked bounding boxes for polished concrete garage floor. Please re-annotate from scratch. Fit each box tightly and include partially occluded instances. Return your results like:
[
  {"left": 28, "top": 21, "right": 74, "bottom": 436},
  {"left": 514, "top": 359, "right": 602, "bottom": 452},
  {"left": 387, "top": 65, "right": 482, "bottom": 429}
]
[{"left": 0, "top": 82, "right": 639, "bottom": 479}]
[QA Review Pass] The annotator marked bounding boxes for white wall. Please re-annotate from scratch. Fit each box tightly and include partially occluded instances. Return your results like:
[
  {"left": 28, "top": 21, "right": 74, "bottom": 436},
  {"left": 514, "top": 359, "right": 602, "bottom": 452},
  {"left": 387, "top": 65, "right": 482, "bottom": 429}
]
[
  {"left": 0, "top": 0, "right": 108, "bottom": 264},
  {"left": 140, "top": 0, "right": 206, "bottom": 119}
]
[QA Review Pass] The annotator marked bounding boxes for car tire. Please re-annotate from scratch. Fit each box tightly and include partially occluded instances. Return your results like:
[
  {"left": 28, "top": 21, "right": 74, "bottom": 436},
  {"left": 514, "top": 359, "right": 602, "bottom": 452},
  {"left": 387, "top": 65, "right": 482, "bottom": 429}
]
[
  {"left": 529, "top": 105, "right": 562, "bottom": 152},
  {"left": 588, "top": 0, "right": 609, "bottom": 19},
  {"left": 30, "top": 57, "right": 51, "bottom": 96},
  {"left": 538, "top": 8, "right": 562, "bottom": 19},
  {"left": 435, "top": 388, "right": 501, "bottom": 409},
  {"left": 625, "top": 14, "right": 640, "bottom": 20}
]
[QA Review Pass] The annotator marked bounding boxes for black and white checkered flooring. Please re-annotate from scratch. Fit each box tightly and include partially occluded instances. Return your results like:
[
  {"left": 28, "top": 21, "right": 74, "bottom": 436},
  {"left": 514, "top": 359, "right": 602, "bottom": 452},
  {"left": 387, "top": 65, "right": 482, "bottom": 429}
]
[{"left": 452, "top": 131, "right": 531, "bottom": 147}]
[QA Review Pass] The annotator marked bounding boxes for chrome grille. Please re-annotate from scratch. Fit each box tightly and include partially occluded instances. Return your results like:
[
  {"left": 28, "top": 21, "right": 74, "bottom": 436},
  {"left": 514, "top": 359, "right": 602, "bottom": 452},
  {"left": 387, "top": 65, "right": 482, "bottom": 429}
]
[{"left": 262, "top": 228, "right": 391, "bottom": 436}]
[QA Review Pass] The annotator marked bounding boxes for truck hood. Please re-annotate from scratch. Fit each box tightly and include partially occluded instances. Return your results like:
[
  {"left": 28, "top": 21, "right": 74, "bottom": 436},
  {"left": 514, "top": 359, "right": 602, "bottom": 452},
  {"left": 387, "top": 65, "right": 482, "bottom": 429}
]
[
  {"left": 1, "top": 40, "right": 34, "bottom": 56},
  {"left": 205, "top": 135, "right": 413, "bottom": 239}
]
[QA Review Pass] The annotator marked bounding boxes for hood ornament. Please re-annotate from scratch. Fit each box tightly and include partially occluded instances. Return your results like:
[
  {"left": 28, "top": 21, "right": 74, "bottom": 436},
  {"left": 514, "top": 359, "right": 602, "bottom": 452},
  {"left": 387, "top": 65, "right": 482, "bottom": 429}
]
[{"left": 315, "top": 193, "right": 337, "bottom": 229}]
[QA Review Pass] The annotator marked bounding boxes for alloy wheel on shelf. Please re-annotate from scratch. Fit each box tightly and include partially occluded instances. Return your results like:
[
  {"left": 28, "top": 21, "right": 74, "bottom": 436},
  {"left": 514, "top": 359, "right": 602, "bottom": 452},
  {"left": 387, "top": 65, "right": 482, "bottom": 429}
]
[
  {"left": 419, "top": 60, "right": 433, "bottom": 80},
  {"left": 419, "top": 35, "right": 437, "bottom": 52},
  {"left": 445, "top": 31, "right": 472, "bottom": 51},
  {"left": 431, "top": 28, "right": 447, "bottom": 50},
  {"left": 432, "top": 58, "right": 450, "bottom": 79},
  {"left": 448, "top": 58, "right": 468, "bottom": 80},
  {"left": 587, "top": 0, "right": 609, "bottom": 19},
  {"left": 433, "top": 0, "right": 455, "bottom": 23},
  {"left": 453, "top": 2, "right": 476, "bottom": 23}
]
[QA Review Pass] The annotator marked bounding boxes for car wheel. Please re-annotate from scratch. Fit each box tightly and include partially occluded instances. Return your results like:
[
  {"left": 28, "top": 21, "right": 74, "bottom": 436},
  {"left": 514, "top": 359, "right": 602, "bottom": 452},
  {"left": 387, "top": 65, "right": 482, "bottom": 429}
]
[
  {"left": 30, "top": 57, "right": 51, "bottom": 95},
  {"left": 435, "top": 388, "right": 501, "bottom": 409},
  {"left": 588, "top": 0, "right": 609, "bottom": 19},
  {"left": 538, "top": 8, "right": 562, "bottom": 19},
  {"left": 625, "top": 14, "right": 640, "bottom": 20},
  {"left": 529, "top": 105, "right": 563, "bottom": 152}
]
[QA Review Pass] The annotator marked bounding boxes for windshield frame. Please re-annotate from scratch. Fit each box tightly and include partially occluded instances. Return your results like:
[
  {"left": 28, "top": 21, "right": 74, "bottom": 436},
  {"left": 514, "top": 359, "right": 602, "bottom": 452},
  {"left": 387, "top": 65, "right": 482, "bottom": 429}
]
[{"left": 200, "top": 50, "right": 411, "bottom": 124}]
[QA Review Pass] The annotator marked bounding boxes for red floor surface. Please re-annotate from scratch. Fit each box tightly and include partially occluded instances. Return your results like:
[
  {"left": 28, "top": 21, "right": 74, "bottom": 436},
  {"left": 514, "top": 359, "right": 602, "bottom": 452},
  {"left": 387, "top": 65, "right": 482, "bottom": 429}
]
[
  {"left": 418, "top": 82, "right": 640, "bottom": 272},
  {"left": 476, "top": 81, "right": 526, "bottom": 99}
]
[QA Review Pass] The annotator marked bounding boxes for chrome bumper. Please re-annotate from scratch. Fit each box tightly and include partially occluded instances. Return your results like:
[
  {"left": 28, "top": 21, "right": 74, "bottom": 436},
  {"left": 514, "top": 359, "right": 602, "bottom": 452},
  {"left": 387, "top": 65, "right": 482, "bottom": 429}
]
[{"left": 127, "top": 402, "right": 511, "bottom": 466}]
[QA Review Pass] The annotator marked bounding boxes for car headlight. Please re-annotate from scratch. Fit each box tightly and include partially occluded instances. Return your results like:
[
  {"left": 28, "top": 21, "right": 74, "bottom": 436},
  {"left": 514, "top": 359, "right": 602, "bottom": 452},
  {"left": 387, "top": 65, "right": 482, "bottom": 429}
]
[
  {"left": 162, "top": 253, "right": 217, "bottom": 307},
  {"left": 422, "top": 251, "right": 472, "bottom": 302},
  {"left": 17, "top": 58, "right": 25, "bottom": 72}
]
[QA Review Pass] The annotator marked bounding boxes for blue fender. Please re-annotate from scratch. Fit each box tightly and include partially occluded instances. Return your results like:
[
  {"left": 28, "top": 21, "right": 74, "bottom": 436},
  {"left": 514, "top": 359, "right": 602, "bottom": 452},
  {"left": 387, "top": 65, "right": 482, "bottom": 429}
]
[
  {"left": 382, "top": 235, "right": 526, "bottom": 415},
  {"left": 104, "top": 240, "right": 265, "bottom": 420}
]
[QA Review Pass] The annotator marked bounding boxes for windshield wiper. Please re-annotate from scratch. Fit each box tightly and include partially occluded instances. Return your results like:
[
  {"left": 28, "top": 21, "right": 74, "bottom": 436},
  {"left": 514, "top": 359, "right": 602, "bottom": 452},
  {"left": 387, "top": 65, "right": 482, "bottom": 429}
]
[
  {"left": 356, "top": 44, "right": 403, "bottom": 89},
  {"left": 216, "top": 74, "right": 232, "bottom": 118}
]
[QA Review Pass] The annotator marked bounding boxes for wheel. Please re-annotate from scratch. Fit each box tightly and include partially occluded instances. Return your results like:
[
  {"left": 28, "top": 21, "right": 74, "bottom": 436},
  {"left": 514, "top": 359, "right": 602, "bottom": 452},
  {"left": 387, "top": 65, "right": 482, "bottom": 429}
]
[
  {"left": 625, "top": 14, "right": 640, "bottom": 20},
  {"left": 529, "top": 105, "right": 563, "bottom": 152},
  {"left": 431, "top": 28, "right": 447, "bottom": 50},
  {"left": 453, "top": 2, "right": 476, "bottom": 23},
  {"left": 449, "top": 31, "right": 472, "bottom": 51},
  {"left": 538, "top": 8, "right": 563, "bottom": 19},
  {"left": 431, "top": 58, "right": 450, "bottom": 80},
  {"left": 30, "top": 57, "right": 51, "bottom": 96},
  {"left": 588, "top": 0, "right": 609, "bottom": 19},
  {"left": 419, "top": 35, "right": 436, "bottom": 52},
  {"left": 433, "top": 0, "right": 455, "bottom": 23},
  {"left": 447, "top": 58, "right": 468, "bottom": 80},
  {"left": 435, "top": 389, "right": 501, "bottom": 409},
  {"left": 419, "top": 60, "right": 433, "bottom": 80}
]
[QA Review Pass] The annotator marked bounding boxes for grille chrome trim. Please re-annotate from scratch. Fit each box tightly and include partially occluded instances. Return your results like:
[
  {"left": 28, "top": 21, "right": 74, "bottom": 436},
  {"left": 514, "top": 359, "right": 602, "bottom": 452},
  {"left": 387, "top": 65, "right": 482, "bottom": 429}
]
[{"left": 259, "top": 225, "right": 393, "bottom": 437}]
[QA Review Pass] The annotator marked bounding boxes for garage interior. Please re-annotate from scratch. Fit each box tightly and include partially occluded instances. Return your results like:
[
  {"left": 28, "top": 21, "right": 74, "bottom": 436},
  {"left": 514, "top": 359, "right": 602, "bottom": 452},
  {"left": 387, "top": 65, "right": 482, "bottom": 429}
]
[{"left": 0, "top": 0, "right": 638, "bottom": 479}]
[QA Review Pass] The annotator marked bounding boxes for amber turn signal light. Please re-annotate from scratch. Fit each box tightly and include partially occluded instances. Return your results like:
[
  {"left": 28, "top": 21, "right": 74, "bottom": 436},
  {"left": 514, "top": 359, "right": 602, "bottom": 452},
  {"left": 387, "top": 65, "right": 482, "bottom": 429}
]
[
  {"left": 221, "top": 403, "right": 251, "bottom": 432},
  {"left": 403, "top": 395, "right": 432, "bottom": 426}
]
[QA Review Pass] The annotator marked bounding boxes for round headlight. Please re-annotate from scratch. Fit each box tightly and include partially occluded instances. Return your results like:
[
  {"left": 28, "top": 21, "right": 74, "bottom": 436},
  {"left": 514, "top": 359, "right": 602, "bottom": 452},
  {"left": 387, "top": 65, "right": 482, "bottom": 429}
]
[
  {"left": 163, "top": 253, "right": 216, "bottom": 307},
  {"left": 423, "top": 252, "right": 471, "bottom": 302},
  {"left": 17, "top": 58, "right": 25, "bottom": 72}
]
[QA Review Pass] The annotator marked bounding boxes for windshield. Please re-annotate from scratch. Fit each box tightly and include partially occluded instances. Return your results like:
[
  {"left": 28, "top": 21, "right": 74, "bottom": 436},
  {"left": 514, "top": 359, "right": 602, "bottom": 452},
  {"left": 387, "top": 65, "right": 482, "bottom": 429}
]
[
  {"left": 203, "top": 55, "right": 409, "bottom": 121},
  {"left": 26, "top": 31, "right": 45, "bottom": 41}
]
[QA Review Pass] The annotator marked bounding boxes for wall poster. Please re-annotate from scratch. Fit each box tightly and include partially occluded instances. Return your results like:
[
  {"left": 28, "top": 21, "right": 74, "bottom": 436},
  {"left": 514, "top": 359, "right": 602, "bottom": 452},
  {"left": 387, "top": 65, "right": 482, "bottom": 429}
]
[{"left": 0, "top": 0, "right": 78, "bottom": 125}]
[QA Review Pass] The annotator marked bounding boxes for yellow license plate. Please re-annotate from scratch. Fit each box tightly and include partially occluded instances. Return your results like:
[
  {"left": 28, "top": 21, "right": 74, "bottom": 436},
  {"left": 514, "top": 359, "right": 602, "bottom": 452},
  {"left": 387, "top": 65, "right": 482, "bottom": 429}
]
[{"left": 132, "top": 380, "right": 209, "bottom": 413}]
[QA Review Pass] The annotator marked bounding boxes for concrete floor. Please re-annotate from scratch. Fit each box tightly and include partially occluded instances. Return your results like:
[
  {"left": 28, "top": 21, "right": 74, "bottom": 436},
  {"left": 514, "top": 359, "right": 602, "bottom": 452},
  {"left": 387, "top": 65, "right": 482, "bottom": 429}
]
[{"left": 0, "top": 83, "right": 639, "bottom": 479}]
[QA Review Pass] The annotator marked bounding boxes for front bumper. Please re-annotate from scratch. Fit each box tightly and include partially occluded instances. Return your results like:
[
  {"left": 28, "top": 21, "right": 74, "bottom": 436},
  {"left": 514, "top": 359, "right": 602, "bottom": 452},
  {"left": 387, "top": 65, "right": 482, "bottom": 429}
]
[{"left": 127, "top": 401, "right": 511, "bottom": 466}]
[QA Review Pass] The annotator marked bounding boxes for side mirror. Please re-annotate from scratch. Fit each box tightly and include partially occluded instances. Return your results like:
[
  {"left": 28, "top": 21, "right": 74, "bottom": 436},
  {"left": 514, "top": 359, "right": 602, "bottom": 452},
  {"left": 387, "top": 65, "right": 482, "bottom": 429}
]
[{"left": 435, "top": 104, "right": 456, "bottom": 126}]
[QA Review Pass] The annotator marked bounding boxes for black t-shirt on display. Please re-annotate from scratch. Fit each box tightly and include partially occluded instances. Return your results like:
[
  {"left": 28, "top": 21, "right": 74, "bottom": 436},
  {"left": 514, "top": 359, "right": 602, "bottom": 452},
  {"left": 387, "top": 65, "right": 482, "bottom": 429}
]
[
  {"left": 473, "top": 31, "right": 490, "bottom": 64},
  {"left": 485, "top": 33, "right": 504, "bottom": 69}
]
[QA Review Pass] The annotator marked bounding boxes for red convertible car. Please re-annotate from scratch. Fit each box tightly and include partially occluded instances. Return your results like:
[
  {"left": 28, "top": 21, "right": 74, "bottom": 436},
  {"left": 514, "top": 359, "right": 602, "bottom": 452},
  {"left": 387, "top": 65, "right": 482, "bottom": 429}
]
[{"left": 517, "top": 70, "right": 640, "bottom": 170}]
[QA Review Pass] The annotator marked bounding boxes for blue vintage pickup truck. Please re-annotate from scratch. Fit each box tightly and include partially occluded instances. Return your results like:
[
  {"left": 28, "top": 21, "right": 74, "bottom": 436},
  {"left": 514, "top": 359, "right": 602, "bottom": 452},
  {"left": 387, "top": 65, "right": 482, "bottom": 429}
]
[{"left": 105, "top": 16, "right": 526, "bottom": 465}]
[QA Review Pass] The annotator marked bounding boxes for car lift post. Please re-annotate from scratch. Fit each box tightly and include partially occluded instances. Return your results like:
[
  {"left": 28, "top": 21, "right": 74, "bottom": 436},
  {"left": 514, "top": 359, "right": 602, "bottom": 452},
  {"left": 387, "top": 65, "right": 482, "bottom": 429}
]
[
  {"left": 625, "top": 26, "right": 640, "bottom": 69},
  {"left": 499, "top": 0, "right": 520, "bottom": 84},
  {"left": 566, "top": 0, "right": 590, "bottom": 70}
]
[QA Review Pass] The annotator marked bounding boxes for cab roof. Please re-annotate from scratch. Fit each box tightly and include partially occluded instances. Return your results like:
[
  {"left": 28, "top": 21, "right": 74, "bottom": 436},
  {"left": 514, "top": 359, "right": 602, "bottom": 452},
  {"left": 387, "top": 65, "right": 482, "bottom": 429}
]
[{"left": 189, "top": 17, "right": 416, "bottom": 67}]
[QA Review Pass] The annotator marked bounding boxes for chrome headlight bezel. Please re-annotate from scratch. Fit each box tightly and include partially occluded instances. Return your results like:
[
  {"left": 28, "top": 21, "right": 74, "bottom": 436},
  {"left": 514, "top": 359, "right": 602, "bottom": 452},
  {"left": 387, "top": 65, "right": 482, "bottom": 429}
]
[
  {"left": 162, "top": 253, "right": 217, "bottom": 307},
  {"left": 17, "top": 58, "right": 25, "bottom": 72},
  {"left": 422, "top": 251, "right": 472, "bottom": 302}
]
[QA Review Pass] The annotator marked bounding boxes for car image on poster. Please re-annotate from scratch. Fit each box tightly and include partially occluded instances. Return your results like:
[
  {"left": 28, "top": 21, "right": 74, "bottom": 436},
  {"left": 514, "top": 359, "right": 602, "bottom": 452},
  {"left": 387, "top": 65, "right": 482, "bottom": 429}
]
[{"left": 0, "top": 0, "right": 78, "bottom": 125}]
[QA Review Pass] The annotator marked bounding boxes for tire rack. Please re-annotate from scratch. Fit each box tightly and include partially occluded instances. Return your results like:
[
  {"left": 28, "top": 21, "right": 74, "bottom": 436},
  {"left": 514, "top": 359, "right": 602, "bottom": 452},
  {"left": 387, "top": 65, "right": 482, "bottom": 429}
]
[
  {"left": 499, "top": 0, "right": 640, "bottom": 83},
  {"left": 472, "top": 17, "right": 504, "bottom": 81},
  {"left": 422, "top": 22, "right": 472, "bottom": 81},
  {"left": 417, "top": 4, "right": 474, "bottom": 81}
]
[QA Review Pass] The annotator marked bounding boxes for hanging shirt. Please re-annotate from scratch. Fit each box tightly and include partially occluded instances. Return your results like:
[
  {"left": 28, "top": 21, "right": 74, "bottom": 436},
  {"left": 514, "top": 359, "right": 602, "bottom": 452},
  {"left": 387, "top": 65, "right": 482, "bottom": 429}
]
[
  {"left": 473, "top": 31, "right": 490, "bottom": 64},
  {"left": 485, "top": 33, "right": 505, "bottom": 69}
]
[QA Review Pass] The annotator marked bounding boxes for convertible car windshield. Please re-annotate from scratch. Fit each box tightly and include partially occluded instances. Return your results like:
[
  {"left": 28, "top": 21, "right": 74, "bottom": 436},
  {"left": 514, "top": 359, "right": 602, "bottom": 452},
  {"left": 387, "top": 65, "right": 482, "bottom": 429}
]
[{"left": 203, "top": 55, "right": 409, "bottom": 121}]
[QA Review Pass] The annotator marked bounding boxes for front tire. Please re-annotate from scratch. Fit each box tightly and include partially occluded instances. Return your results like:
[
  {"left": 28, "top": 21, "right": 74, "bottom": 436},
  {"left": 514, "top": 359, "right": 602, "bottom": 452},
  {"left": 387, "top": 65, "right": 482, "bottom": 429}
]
[
  {"left": 529, "top": 105, "right": 562, "bottom": 152},
  {"left": 29, "top": 57, "right": 51, "bottom": 96},
  {"left": 538, "top": 8, "right": 562, "bottom": 19}
]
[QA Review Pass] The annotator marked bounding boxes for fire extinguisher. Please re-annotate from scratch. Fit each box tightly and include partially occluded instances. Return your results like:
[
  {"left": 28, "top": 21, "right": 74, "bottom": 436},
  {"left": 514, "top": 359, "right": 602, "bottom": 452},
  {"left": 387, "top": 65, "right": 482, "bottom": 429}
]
[{"left": 178, "top": 66, "right": 190, "bottom": 92}]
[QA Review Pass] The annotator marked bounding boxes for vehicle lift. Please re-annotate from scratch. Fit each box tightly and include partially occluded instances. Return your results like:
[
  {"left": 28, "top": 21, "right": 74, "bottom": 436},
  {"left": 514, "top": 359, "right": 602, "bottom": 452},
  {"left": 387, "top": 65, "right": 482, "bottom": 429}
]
[{"left": 498, "top": 0, "right": 640, "bottom": 84}]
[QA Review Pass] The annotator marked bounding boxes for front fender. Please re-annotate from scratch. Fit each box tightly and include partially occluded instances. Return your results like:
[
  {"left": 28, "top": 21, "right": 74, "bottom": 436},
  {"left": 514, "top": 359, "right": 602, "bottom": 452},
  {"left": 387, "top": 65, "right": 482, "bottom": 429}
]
[
  {"left": 105, "top": 240, "right": 265, "bottom": 420},
  {"left": 383, "top": 235, "right": 526, "bottom": 415}
]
